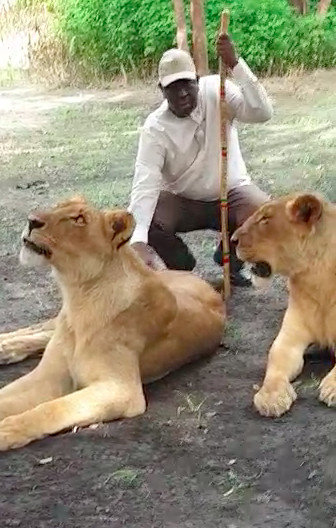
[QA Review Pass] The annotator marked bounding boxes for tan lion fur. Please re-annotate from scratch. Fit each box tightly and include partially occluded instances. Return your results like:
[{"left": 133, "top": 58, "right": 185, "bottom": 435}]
[
  {"left": 0, "top": 197, "right": 225, "bottom": 450},
  {"left": 232, "top": 192, "right": 336, "bottom": 417}
]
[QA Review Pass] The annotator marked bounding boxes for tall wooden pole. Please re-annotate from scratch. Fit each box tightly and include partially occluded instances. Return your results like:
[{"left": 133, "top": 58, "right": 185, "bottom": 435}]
[
  {"left": 219, "top": 9, "right": 231, "bottom": 301},
  {"left": 289, "top": 0, "right": 308, "bottom": 15},
  {"left": 172, "top": 0, "right": 189, "bottom": 51},
  {"left": 190, "top": 0, "right": 208, "bottom": 76},
  {"left": 317, "top": 0, "right": 331, "bottom": 16}
]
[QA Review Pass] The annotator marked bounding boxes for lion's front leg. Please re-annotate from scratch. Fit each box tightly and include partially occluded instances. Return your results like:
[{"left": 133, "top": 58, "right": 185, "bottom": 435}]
[
  {"left": 319, "top": 365, "right": 336, "bottom": 407},
  {"left": 0, "top": 318, "right": 56, "bottom": 365},
  {"left": 0, "top": 373, "right": 146, "bottom": 451},
  {"left": 254, "top": 307, "right": 311, "bottom": 417},
  {"left": 0, "top": 338, "right": 146, "bottom": 450},
  {"left": 0, "top": 316, "right": 72, "bottom": 421}
]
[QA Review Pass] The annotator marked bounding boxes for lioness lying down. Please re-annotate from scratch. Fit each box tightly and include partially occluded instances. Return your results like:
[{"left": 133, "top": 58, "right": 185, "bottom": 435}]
[
  {"left": 0, "top": 197, "right": 225, "bottom": 451},
  {"left": 232, "top": 192, "right": 336, "bottom": 417}
]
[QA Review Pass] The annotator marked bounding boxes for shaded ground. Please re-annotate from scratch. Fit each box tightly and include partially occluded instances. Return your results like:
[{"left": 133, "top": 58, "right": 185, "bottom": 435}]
[{"left": 0, "top": 70, "right": 336, "bottom": 527}]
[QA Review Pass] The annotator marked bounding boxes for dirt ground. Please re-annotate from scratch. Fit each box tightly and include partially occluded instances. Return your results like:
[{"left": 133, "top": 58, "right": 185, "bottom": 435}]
[{"left": 0, "top": 70, "right": 336, "bottom": 527}]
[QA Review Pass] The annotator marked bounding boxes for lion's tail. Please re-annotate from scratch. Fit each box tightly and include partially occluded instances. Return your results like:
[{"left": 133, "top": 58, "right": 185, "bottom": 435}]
[{"left": 0, "top": 318, "right": 56, "bottom": 365}]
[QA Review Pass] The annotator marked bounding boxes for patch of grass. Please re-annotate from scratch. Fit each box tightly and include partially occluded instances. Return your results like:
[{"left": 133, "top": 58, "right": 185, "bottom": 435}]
[
  {"left": 216, "top": 466, "right": 262, "bottom": 505},
  {"left": 241, "top": 74, "right": 336, "bottom": 200},
  {"left": 221, "top": 469, "right": 250, "bottom": 498},
  {"left": 294, "top": 373, "right": 321, "bottom": 393},
  {"left": 198, "top": 237, "right": 217, "bottom": 259},
  {"left": 176, "top": 392, "right": 208, "bottom": 428},
  {"left": 1, "top": 103, "right": 144, "bottom": 187},
  {"left": 225, "top": 322, "right": 242, "bottom": 347},
  {"left": 107, "top": 468, "right": 141, "bottom": 489},
  {"left": 0, "top": 99, "right": 145, "bottom": 253},
  {"left": 0, "top": 68, "right": 28, "bottom": 87}
]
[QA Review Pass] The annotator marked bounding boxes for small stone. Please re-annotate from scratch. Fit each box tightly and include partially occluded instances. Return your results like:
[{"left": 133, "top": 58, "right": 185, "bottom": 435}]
[{"left": 38, "top": 456, "right": 53, "bottom": 465}]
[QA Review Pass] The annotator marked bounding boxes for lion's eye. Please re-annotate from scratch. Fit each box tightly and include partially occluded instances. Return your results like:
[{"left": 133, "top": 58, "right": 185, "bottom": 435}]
[
  {"left": 259, "top": 216, "right": 269, "bottom": 225},
  {"left": 70, "top": 214, "right": 86, "bottom": 225}
]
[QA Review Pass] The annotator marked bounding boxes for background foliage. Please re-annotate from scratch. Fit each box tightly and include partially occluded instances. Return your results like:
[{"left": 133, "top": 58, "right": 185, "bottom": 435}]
[{"left": 10, "top": 0, "right": 336, "bottom": 78}]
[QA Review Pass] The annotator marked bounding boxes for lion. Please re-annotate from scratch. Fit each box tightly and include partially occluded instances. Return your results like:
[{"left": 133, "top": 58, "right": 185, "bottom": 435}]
[
  {"left": 0, "top": 197, "right": 225, "bottom": 451},
  {"left": 232, "top": 192, "right": 336, "bottom": 417}
]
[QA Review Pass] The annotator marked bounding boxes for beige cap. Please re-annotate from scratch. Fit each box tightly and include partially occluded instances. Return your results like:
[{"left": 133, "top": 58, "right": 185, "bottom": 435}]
[{"left": 158, "top": 48, "right": 197, "bottom": 87}]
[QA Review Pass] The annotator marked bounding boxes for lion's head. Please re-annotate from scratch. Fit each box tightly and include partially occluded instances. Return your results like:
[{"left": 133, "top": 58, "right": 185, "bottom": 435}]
[
  {"left": 20, "top": 197, "right": 135, "bottom": 274},
  {"left": 232, "top": 193, "right": 328, "bottom": 278}
]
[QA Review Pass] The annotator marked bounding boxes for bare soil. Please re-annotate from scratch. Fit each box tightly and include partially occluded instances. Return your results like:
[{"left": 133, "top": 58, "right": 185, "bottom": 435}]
[{"left": 0, "top": 71, "right": 336, "bottom": 527}]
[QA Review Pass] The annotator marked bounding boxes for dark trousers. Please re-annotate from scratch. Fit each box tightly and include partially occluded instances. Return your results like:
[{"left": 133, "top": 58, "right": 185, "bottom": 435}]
[{"left": 148, "top": 184, "right": 269, "bottom": 271}]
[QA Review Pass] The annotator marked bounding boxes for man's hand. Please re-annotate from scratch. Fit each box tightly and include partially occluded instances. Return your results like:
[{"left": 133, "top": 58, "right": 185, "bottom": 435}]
[
  {"left": 131, "top": 242, "right": 167, "bottom": 271},
  {"left": 217, "top": 34, "right": 238, "bottom": 70}
]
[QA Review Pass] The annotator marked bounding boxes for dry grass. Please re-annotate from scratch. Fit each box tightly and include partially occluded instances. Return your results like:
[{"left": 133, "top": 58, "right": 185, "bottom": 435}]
[{"left": 0, "top": 2, "right": 83, "bottom": 87}]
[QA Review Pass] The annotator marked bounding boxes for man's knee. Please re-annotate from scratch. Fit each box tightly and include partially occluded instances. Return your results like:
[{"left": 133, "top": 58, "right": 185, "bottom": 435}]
[
  {"left": 230, "top": 184, "right": 270, "bottom": 228},
  {"left": 151, "top": 191, "right": 180, "bottom": 233}
]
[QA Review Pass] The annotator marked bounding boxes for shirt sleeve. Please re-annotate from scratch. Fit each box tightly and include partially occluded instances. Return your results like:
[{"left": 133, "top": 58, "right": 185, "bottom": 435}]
[
  {"left": 128, "top": 126, "right": 165, "bottom": 244},
  {"left": 226, "top": 58, "right": 273, "bottom": 123}
]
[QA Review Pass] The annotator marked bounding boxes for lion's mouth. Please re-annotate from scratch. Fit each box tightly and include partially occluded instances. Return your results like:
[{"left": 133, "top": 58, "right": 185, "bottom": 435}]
[
  {"left": 23, "top": 238, "right": 51, "bottom": 258},
  {"left": 250, "top": 261, "right": 272, "bottom": 278},
  {"left": 236, "top": 246, "right": 273, "bottom": 278}
]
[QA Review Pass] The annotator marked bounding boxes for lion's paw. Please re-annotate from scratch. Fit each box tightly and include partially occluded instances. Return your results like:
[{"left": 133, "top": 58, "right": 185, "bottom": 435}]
[
  {"left": 0, "top": 341, "right": 28, "bottom": 365},
  {"left": 0, "top": 417, "right": 33, "bottom": 451},
  {"left": 319, "top": 372, "right": 336, "bottom": 407},
  {"left": 254, "top": 380, "right": 297, "bottom": 417}
]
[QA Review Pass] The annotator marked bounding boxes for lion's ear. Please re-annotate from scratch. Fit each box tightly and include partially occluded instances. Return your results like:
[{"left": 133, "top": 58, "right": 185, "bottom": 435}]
[
  {"left": 105, "top": 210, "right": 135, "bottom": 248},
  {"left": 286, "top": 194, "right": 322, "bottom": 226},
  {"left": 56, "top": 195, "right": 87, "bottom": 208},
  {"left": 68, "top": 195, "right": 87, "bottom": 204}
]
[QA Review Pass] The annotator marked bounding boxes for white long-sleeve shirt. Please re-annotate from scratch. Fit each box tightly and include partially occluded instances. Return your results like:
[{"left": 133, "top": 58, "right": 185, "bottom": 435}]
[{"left": 129, "top": 58, "right": 273, "bottom": 244}]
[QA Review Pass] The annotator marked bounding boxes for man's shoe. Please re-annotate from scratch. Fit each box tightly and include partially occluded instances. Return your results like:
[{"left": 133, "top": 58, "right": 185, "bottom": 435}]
[
  {"left": 213, "top": 242, "right": 252, "bottom": 288},
  {"left": 230, "top": 269, "right": 252, "bottom": 288}
]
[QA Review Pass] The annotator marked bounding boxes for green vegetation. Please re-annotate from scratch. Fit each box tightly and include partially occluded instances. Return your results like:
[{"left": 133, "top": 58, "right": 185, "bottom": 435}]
[
  {"left": 53, "top": 0, "right": 336, "bottom": 76},
  {"left": 8, "top": 0, "right": 336, "bottom": 80}
]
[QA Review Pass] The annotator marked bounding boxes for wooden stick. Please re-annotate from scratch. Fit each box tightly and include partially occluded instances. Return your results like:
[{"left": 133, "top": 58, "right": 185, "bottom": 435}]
[
  {"left": 219, "top": 9, "right": 231, "bottom": 301},
  {"left": 172, "top": 0, "right": 189, "bottom": 52},
  {"left": 190, "top": 0, "right": 209, "bottom": 76}
]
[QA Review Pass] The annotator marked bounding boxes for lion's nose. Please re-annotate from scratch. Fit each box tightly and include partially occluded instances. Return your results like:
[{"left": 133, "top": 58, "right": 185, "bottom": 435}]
[
  {"left": 231, "top": 224, "right": 248, "bottom": 243},
  {"left": 28, "top": 215, "right": 45, "bottom": 233},
  {"left": 231, "top": 231, "right": 239, "bottom": 243}
]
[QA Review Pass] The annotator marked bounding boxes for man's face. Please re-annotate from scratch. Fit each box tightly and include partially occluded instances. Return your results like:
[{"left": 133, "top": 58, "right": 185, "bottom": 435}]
[{"left": 161, "top": 79, "right": 199, "bottom": 118}]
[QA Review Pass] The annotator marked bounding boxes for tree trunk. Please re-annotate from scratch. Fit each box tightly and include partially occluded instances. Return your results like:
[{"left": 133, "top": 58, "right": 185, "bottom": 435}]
[
  {"left": 171, "top": 0, "right": 189, "bottom": 52},
  {"left": 190, "top": 0, "right": 208, "bottom": 76},
  {"left": 317, "top": 0, "right": 332, "bottom": 16},
  {"left": 288, "top": 0, "right": 309, "bottom": 14}
]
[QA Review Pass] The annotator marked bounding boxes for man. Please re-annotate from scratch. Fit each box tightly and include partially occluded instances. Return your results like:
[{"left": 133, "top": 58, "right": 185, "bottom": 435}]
[{"left": 128, "top": 34, "right": 273, "bottom": 286}]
